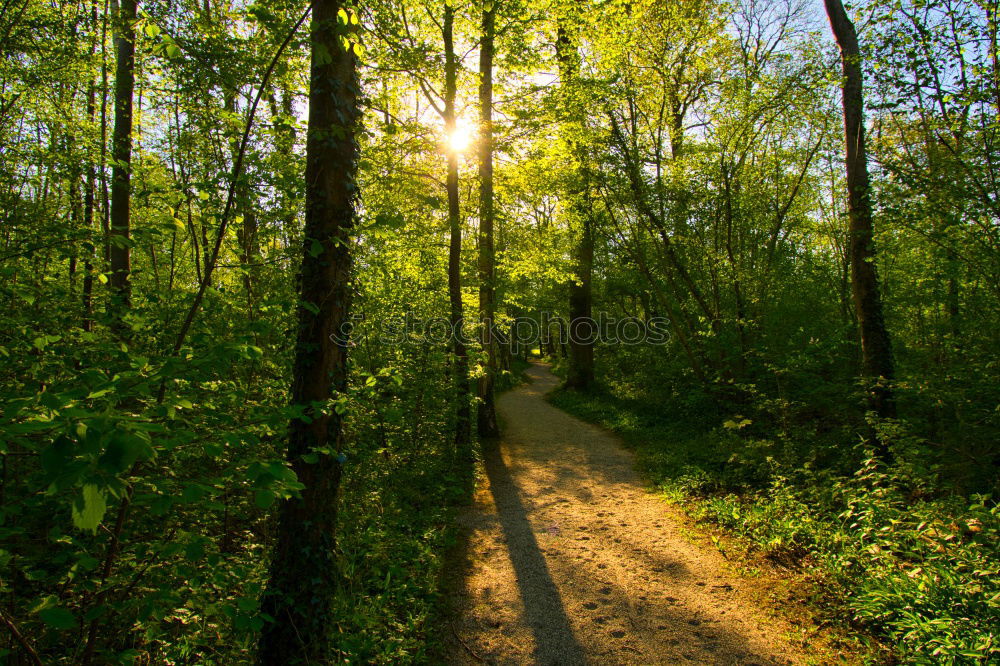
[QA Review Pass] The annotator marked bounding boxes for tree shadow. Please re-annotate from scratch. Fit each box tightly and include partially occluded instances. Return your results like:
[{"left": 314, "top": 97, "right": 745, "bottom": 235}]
[
  {"left": 441, "top": 364, "right": 822, "bottom": 664},
  {"left": 482, "top": 440, "right": 588, "bottom": 665}
]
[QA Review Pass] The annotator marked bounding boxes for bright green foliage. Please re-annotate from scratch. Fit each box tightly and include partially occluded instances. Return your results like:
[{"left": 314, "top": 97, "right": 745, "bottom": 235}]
[{"left": 1, "top": 0, "right": 998, "bottom": 662}]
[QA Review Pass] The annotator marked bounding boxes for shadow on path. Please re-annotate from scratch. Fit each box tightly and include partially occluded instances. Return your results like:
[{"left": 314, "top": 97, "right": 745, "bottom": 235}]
[
  {"left": 482, "top": 440, "right": 587, "bottom": 664},
  {"left": 443, "top": 362, "right": 816, "bottom": 665}
]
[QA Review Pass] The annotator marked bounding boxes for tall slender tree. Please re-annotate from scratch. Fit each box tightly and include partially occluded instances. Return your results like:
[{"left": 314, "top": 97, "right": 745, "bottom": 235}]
[
  {"left": 108, "top": 0, "right": 137, "bottom": 330},
  {"left": 443, "top": 2, "right": 472, "bottom": 450},
  {"left": 257, "top": 0, "right": 361, "bottom": 659},
  {"left": 82, "top": 0, "right": 101, "bottom": 332},
  {"left": 557, "top": 22, "right": 594, "bottom": 390},
  {"left": 824, "top": 0, "right": 896, "bottom": 451},
  {"left": 477, "top": 3, "right": 500, "bottom": 438}
]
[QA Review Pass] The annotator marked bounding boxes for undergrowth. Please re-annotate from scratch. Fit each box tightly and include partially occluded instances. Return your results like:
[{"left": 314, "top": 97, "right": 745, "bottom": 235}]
[
  {"left": 548, "top": 359, "right": 1000, "bottom": 664},
  {"left": 328, "top": 356, "right": 532, "bottom": 663}
]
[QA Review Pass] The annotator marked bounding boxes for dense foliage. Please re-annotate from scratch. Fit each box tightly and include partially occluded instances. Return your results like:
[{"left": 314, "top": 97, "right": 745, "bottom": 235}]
[{"left": 1, "top": 0, "right": 997, "bottom": 662}]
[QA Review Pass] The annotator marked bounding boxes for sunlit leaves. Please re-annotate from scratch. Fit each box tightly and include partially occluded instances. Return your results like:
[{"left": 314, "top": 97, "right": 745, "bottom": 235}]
[{"left": 71, "top": 484, "right": 107, "bottom": 532}]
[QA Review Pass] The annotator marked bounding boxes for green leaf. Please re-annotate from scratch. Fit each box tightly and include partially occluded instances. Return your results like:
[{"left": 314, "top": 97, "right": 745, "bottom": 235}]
[
  {"left": 84, "top": 604, "right": 108, "bottom": 622},
  {"left": 98, "top": 432, "right": 150, "bottom": 474},
  {"left": 39, "top": 606, "right": 76, "bottom": 629},
  {"left": 181, "top": 484, "right": 210, "bottom": 503},
  {"left": 254, "top": 489, "right": 276, "bottom": 509},
  {"left": 71, "top": 485, "right": 107, "bottom": 533},
  {"left": 41, "top": 436, "right": 74, "bottom": 476},
  {"left": 185, "top": 541, "right": 205, "bottom": 561}
]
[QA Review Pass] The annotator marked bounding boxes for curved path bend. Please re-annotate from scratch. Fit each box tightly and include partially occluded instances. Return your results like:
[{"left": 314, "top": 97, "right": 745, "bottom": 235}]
[{"left": 445, "top": 362, "right": 820, "bottom": 665}]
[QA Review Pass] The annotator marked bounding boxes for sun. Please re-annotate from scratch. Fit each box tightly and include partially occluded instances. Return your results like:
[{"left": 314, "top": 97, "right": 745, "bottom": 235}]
[{"left": 447, "top": 124, "right": 473, "bottom": 154}]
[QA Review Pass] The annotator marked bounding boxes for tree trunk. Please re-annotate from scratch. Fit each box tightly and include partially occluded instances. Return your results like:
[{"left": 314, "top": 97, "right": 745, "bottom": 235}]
[
  {"left": 557, "top": 23, "right": 594, "bottom": 390},
  {"left": 108, "top": 0, "right": 136, "bottom": 330},
  {"left": 281, "top": 86, "right": 297, "bottom": 234},
  {"left": 444, "top": 4, "right": 472, "bottom": 451},
  {"left": 566, "top": 218, "right": 594, "bottom": 389},
  {"left": 542, "top": 310, "right": 557, "bottom": 357},
  {"left": 721, "top": 163, "right": 748, "bottom": 375},
  {"left": 257, "top": 0, "right": 360, "bottom": 660},
  {"left": 226, "top": 90, "right": 260, "bottom": 320},
  {"left": 824, "top": 0, "right": 897, "bottom": 451},
  {"left": 83, "top": 50, "right": 98, "bottom": 333},
  {"left": 477, "top": 5, "right": 500, "bottom": 438},
  {"left": 69, "top": 176, "right": 81, "bottom": 288}
]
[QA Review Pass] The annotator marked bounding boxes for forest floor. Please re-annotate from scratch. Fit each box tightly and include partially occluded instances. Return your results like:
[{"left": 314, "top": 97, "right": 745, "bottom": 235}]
[{"left": 441, "top": 362, "right": 854, "bottom": 665}]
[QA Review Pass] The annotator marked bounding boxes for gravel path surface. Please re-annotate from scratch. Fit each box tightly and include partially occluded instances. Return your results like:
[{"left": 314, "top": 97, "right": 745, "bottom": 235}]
[{"left": 444, "top": 362, "right": 816, "bottom": 665}]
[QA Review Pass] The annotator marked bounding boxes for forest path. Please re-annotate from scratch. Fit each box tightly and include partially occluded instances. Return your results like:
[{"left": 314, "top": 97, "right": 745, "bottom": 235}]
[{"left": 443, "top": 362, "right": 816, "bottom": 665}]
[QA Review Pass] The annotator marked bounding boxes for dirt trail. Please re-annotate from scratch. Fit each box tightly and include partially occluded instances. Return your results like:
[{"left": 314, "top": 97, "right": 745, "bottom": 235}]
[{"left": 444, "top": 362, "right": 817, "bottom": 665}]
